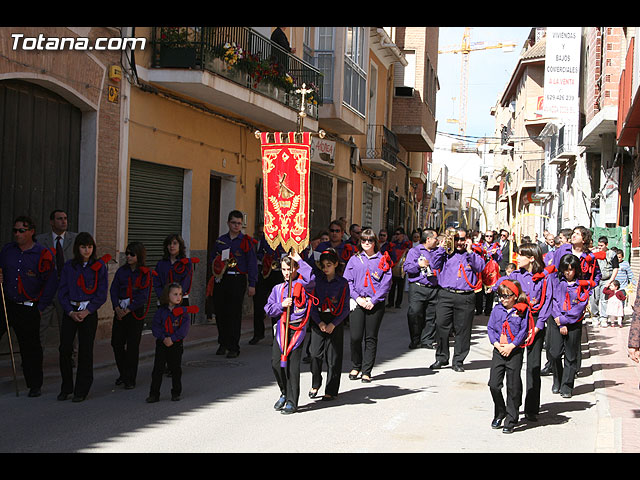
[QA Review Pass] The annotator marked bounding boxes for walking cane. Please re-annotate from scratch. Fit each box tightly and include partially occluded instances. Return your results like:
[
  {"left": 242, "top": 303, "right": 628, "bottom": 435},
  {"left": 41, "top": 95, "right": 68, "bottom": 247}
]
[{"left": 0, "top": 276, "right": 20, "bottom": 396}]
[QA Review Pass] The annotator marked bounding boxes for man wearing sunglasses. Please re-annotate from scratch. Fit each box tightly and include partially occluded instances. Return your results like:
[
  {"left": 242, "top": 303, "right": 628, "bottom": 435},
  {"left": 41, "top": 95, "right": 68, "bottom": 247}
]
[
  {"left": 0, "top": 216, "right": 58, "bottom": 397},
  {"left": 430, "top": 228, "right": 485, "bottom": 372},
  {"left": 310, "top": 220, "right": 354, "bottom": 265}
]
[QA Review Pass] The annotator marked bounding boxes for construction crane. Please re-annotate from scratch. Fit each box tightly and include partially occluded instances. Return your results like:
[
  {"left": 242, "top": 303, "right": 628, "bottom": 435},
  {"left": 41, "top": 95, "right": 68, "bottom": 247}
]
[{"left": 439, "top": 28, "right": 516, "bottom": 144}]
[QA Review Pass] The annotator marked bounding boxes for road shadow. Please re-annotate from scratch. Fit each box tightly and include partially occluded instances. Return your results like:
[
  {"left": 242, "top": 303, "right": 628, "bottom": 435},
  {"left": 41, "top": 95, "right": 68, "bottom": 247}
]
[
  {"left": 299, "top": 382, "right": 426, "bottom": 413},
  {"left": 515, "top": 399, "right": 594, "bottom": 432}
]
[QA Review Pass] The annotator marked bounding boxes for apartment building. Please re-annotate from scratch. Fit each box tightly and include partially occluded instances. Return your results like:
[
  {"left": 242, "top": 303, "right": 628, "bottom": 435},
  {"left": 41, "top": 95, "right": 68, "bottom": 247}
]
[{"left": 616, "top": 27, "right": 640, "bottom": 274}]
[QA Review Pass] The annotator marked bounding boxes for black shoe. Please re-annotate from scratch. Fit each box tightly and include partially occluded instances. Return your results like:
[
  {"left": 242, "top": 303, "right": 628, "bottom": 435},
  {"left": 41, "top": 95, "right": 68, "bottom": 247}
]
[
  {"left": 525, "top": 413, "right": 538, "bottom": 422},
  {"left": 561, "top": 391, "right": 572, "bottom": 398},
  {"left": 361, "top": 375, "right": 372, "bottom": 383},
  {"left": 502, "top": 426, "right": 515, "bottom": 434},
  {"left": 552, "top": 384, "right": 560, "bottom": 394},
  {"left": 308, "top": 388, "right": 320, "bottom": 399},
  {"left": 349, "top": 370, "right": 360, "bottom": 380},
  {"left": 216, "top": 345, "right": 227, "bottom": 355},
  {"left": 124, "top": 383, "right": 135, "bottom": 390},
  {"left": 72, "top": 395, "right": 87, "bottom": 403},
  {"left": 281, "top": 401, "right": 297, "bottom": 415},
  {"left": 429, "top": 360, "right": 448, "bottom": 370},
  {"left": 28, "top": 388, "right": 41, "bottom": 397},
  {"left": 57, "top": 392, "right": 71, "bottom": 401},
  {"left": 226, "top": 350, "right": 239, "bottom": 358},
  {"left": 273, "top": 395, "right": 286, "bottom": 411},
  {"left": 453, "top": 364, "right": 465, "bottom": 373},
  {"left": 171, "top": 394, "right": 181, "bottom": 401},
  {"left": 115, "top": 377, "right": 124, "bottom": 386},
  {"left": 146, "top": 395, "right": 160, "bottom": 403},
  {"left": 248, "top": 336, "right": 264, "bottom": 345},
  {"left": 540, "top": 365, "right": 553, "bottom": 376},
  {"left": 421, "top": 343, "right": 436, "bottom": 349},
  {"left": 491, "top": 417, "right": 504, "bottom": 429}
]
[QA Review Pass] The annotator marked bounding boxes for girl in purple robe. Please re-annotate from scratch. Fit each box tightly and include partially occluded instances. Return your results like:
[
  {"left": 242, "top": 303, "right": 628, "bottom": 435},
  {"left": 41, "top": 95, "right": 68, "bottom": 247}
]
[{"left": 265, "top": 251, "right": 316, "bottom": 415}]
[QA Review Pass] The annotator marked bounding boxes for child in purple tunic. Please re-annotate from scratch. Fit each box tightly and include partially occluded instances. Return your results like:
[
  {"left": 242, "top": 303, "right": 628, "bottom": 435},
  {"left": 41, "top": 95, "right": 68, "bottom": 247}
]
[
  {"left": 309, "top": 248, "right": 350, "bottom": 401},
  {"left": 265, "top": 251, "right": 316, "bottom": 415},
  {"left": 487, "top": 279, "right": 532, "bottom": 433}
]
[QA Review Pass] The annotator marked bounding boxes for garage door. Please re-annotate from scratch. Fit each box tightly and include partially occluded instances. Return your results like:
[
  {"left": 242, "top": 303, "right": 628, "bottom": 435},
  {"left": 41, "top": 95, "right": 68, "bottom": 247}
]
[
  {"left": 0, "top": 80, "right": 80, "bottom": 242},
  {"left": 128, "top": 158, "right": 184, "bottom": 324}
]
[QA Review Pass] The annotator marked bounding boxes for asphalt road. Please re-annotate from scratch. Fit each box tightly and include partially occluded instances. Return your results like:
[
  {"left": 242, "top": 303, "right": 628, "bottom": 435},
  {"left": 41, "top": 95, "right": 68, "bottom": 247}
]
[{"left": 0, "top": 302, "right": 606, "bottom": 453}]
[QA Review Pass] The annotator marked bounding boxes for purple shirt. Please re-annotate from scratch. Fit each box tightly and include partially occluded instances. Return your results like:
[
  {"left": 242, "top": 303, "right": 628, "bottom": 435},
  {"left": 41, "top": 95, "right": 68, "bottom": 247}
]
[
  {"left": 0, "top": 241, "right": 58, "bottom": 311},
  {"left": 311, "top": 273, "right": 350, "bottom": 326},
  {"left": 265, "top": 261, "right": 316, "bottom": 326},
  {"left": 109, "top": 265, "right": 153, "bottom": 312},
  {"left": 551, "top": 243, "right": 602, "bottom": 286},
  {"left": 500, "top": 269, "right": 554, "bottom": 330},
  {"left": 438, "top": 250, "right": 486, "bottom": 291},
  {"left": 343, "top": 251, "right": 392, "bottom": 305},
  {"left": 211, "top": 233, "right": 258, "bottom": 287},
  {"left": 151, "top": 305, "right": 191, "bottom": 342},
  {"left": 551, "top": 278, "right": 589, "bottom": 325},
  {"left": 57, "top": 259, "right": 109, "bottom": 315},
  {"left": 403, "top": 244, "right": 447, "bottom": 286},
  {"left": 311, "top": 240, "right": 356, "bottom": 266},
  {"left": 487, "top": 303, "right": 530, "bottom": 347},
  {"left": 154, "top": 257, "right": 195, "bottom": 298}
]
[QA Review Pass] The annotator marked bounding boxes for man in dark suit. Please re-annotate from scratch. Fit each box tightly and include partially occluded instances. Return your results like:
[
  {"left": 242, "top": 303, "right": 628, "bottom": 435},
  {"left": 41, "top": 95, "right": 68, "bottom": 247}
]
[
  {"left": 497, "top": 229, "right": 515, "bottom": 276},
  {"left": 36, "top": 210, "right": 77, "bottom": 343}
]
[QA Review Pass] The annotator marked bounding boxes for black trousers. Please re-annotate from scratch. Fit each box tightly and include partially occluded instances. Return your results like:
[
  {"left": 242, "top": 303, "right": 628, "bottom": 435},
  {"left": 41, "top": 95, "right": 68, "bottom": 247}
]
[
  {"left": 149, "top": 340, "right": 183, "bottom": 397},
  {"left": 271, "top": 325, "right": 303, "bottom": 407},
  {"left": 309, "top": 315, "right": 344, "bottom": 396},
  {"left": 547, "top": 319, "right": 582, "bottom": 395},
  {"left": 406, "top": 282, "right": 439, "bottom": 347},
  {"left": 59, "top": 310, "right": 98, "bottom": 397},
  {"left": 524, "top": 322, "right": 547, "bottom": 417},
  {"left": 349, "top": 302, "right": 385, "bottom": 377},
  {"left": 110, "top": 310, "right": 145, "bottom": 386},
  {"left": 0, "top": 299, "right": 43, "bottom": 390},
  {"left": 213, "top": 273, "right": 247, "bottom": 353},
  {"left": 434, "top": 289, "right": 476, "bottom": 366},
  {"left": 252, "top": 270, "right": 283, "bottom": 339},
  {"left": 488, "top": 346, "right": 524, "bottom": 428},
  {"left": 387, "top": 276, "right": 405, "bottom": 307},
  {"left": 475, "top": 289, "right": 495, "bottom": 315}
]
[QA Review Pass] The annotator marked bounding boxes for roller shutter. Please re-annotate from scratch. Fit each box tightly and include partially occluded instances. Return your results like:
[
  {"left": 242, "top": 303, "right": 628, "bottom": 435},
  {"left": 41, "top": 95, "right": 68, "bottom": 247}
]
[{"left": 128, "top": 159, "right": 184, "bottom": 324}]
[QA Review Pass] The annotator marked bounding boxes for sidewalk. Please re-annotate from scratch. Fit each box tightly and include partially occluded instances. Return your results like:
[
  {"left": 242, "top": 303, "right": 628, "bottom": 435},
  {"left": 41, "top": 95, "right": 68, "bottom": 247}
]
[{"left": 585, "top": 319, "right": 640, "bottom": 453}]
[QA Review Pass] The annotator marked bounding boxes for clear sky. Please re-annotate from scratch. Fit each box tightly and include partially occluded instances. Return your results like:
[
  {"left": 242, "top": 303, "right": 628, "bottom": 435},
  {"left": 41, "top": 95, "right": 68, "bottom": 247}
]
[{"left": 436, "top": 27, "right": 534, "bottom": 141}]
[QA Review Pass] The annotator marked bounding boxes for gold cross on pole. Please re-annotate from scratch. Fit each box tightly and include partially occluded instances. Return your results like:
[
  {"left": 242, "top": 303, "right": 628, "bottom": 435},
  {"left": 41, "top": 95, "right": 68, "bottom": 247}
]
[{"left": 295, "top": 83, "right": 313, "bottom": 132}]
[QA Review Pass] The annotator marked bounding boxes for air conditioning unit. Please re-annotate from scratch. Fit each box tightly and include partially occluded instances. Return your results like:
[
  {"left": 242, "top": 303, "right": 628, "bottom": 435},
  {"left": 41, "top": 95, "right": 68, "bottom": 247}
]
[{"left": 395, "top": 86, "right": 414, "bottom": 97}]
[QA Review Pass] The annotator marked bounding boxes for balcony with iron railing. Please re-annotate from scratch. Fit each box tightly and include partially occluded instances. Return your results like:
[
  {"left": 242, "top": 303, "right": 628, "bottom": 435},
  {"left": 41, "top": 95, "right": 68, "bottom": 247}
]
[
  {"left": 149, "top": 27, "right": 323, "bottom": 129},
  {"left": 361, "top": 125, "right": 399, "bottom": 172}
]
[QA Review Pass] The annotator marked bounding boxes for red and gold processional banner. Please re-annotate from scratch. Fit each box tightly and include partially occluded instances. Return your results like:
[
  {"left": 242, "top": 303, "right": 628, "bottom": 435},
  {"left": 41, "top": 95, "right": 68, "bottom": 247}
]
[{"left": 259, "top": 131, "right": 311, "bottom": 253}]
